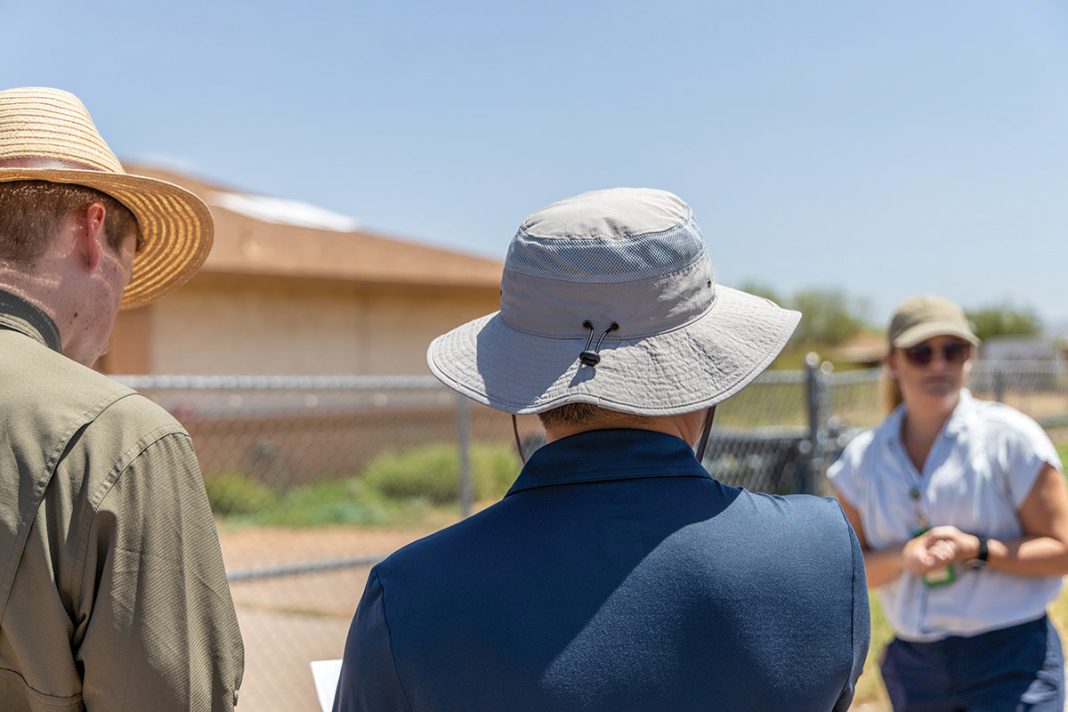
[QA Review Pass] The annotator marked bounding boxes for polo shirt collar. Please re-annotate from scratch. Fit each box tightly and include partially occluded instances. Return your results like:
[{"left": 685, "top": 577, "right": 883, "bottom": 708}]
[
  {"left": 506, "top": 428, "right": 710, "bottom": 496},
  {"left": 0, "top": 289, "right": 62, "bottom": 353}
]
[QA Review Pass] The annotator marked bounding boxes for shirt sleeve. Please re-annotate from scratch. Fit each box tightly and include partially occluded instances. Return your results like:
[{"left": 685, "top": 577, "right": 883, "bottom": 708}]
[
  {"left": 999, "top": 411, "right": 1064, "bottom": 509},
  {"left": 333, "top": 568, "right": 411, "bottom": 712},
  {"left": 833, "top": 505, "right": 871, "bottom": 712},
  {"left": 76, "top": 431, "right": 244, "bottom": 711},
  {"left": 826, "top": 433, "right": 870, "bottom": 510}
]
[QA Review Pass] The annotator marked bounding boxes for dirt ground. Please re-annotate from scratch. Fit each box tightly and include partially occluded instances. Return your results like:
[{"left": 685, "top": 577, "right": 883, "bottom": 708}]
[{"left": 220, "top": 524, "right": 448, "bottom": 712}]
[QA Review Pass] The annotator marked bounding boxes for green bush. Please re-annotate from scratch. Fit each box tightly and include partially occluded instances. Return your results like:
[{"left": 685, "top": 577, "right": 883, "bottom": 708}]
[
  {"left": 204, "top": 471, "right": 279, "bottom": 516},
  {"left": 206, "top": 444, "right": 521, "bottom": 526},
  {"left": 255, "top": 478, "right": 402, "bottom": 527},
  {"left": 361, "top": 443, "right": 520, "bottom": 504}
]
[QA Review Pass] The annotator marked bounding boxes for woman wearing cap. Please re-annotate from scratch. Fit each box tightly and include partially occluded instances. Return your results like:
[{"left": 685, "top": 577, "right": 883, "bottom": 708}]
[{"left": 829, "top": 294, "right": 1068, "bottom": 711}]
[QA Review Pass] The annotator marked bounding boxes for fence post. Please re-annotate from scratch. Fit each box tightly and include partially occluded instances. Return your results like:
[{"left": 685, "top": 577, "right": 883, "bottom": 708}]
[
  {"left": 456, "top": 394, "right": 473, "bottom": 517},
  {"left": 994, "top": 368, "right": 1006, "bottom": 403},
  {"left": 803, "top": 353, "right": 828, "bottom": 495}
]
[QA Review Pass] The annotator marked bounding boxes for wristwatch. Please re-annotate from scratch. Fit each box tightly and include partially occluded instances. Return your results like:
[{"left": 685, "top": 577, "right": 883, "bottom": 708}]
[{"left": 965, "top": 535, "right": 989, "bottom": 570}]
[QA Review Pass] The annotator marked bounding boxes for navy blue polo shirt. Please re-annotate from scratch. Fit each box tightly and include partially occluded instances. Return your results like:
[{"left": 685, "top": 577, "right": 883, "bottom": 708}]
[{"left": 334, "top": 429, "right": 869, "bottom": 711}]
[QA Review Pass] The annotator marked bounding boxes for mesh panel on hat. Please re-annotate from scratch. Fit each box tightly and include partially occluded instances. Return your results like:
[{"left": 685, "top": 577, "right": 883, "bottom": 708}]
[{"left": 505, "top": 219, "right": 706, "bottom": 284}]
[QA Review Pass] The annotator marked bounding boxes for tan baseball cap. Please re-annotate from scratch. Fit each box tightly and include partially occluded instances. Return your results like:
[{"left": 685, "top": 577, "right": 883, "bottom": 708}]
[{"left": 888, "top": 294, "right": 980, "bottom": 349}]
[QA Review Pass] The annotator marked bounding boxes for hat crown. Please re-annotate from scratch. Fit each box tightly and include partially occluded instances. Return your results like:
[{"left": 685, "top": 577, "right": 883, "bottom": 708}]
[
  {"left": 507, "top": 188, "right": 704, "bottom": 284},
  {"left": 500, "top": 188, "right": 715, "bottom": 339},
  {"left": 0, "top": 87, "right": 123, "bottom": 173},
  {"left": 888, "top": 294, "right": 980, "bottom": 348},
  {"left": 427, "top": 187, "right": 801, "bottom": 416}
]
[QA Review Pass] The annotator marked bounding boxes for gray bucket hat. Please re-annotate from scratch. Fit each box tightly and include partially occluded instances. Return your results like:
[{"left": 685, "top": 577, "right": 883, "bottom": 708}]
[{"left": 427, "top": 188, "right": 801, "bottom": 416}]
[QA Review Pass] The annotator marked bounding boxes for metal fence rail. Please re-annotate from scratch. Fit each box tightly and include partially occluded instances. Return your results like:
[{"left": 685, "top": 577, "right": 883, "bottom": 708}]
[
  {"left": 226, "top": 555, "right": 385, "bottom": 583},
  {"left": 112, "top": 358, "right": 1068, "bottom": 505}
]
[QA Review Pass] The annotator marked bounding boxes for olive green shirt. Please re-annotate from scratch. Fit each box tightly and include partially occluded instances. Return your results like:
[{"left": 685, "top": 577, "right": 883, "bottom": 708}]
[{"left": 0, "top": 290, "right": 243, "bottom": 711}]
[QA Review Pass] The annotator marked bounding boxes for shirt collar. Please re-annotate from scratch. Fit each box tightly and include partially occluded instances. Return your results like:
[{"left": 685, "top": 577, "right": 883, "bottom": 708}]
[
  {"left": 0, "top": 289, "right": 62, "bottom": 353},
  {"left": 943, "top": 388, "right": 976, "bottom": 436},
  {"left": 506, "top": 428, "right": 710, "bottom": 496}
]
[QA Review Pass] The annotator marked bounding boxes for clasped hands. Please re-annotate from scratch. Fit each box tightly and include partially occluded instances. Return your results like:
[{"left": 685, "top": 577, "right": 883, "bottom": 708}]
[{"left": 903, "top": 526, "right": 982, "bottom": 576}]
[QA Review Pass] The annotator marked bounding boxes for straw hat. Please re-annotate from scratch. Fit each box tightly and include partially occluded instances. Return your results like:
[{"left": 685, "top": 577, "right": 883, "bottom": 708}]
[
  {"left": 427, "top": 188, "right": 801, "bottom": 416},
  {"left": 0, "top": 87, "right": 212, "bottom": 309}
]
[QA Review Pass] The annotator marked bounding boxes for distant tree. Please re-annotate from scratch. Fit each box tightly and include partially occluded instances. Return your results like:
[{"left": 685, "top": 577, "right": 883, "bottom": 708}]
[
  {"left": 737, "top": 281, "right": 785, "bottom": 306},
  {"left": 790, "top": 289, "right": 870, "bottom": 346},
  {"left": 966, "top": 305, "right": 1042, "bottom": 341}
]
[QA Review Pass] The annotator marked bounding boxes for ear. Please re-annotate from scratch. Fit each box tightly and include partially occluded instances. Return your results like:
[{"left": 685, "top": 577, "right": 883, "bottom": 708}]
[
  {"left": 884, "top": 351, "right": 898, "bottom": 379},
  {"left": 73, "top": 202, "right": 107, "bottom": 272}
]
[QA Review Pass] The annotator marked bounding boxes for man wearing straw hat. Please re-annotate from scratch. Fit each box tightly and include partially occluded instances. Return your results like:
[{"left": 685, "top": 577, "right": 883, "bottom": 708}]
[
  {"left": 0, "top": 87, "right": 242, "bottom": 710},
  {"left": 334, "top": 188, "right": 869, "bottom": 710}
]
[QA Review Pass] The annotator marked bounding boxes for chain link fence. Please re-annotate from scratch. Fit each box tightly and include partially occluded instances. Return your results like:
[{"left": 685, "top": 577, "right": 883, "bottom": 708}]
[
  {"left": 705, "top": 359, "right": 1068, "bottom": 497},
  {"left": 112, "top": 358, "right": 1068, "bottom": 711}
]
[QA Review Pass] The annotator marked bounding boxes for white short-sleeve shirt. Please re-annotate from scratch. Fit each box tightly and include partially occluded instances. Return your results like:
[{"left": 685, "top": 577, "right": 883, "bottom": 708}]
[{"left": 828, "top": 389, "right": 1063, "bottom": 641}]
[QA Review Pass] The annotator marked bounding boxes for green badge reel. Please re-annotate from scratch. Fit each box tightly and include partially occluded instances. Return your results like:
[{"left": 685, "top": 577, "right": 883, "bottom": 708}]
[
  {"left": 914, "top": 527, "right": 957, "bottom": 588},
  {"left": 922, "top": 564, "right": 956, "bottom": 587}
]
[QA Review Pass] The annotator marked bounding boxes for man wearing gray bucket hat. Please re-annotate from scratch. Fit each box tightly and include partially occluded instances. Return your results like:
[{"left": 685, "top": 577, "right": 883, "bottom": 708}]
[
  {"left": 0, "top": 88, "right": 242, "bottom": 710},
  {"left": 334, "top": 188, "right": 869, "bottom": 711}
]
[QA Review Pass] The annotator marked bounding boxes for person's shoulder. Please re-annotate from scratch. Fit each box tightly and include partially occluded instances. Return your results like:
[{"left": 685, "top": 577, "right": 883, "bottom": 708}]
[
  {"left": 970, "top": 396, "right": 1042, "bottom": 431},
  {"left": 741, "top": 490, "right": 845, "bottom": 515},
  {"left": 0, "top": 338, "right": 172, "bottom": 437},
  {"left": 966, "top": 396, "right": 1051, "bottom": 450},
  {"left": 828, "top": 425, "right": 880, "bottom": 480},
  {"left": 94, "top": 389, "right": 185, "bottom": 435},
  {"left": 723, "top": 493, "right": 859, "bottom": 584},
  {"left": 5, "top": 335, "right": 132, "bottom": 404},
  {"left": 375, "top": 499, "right": 515, "bottom": 575},
  {"left": 842, "top": 416, "right": 897, "bottom": 457},
  {"left": 55, "top": 365, "right": 184, "bottom": 439},
  {"left": 25, "top": 349, "right": 188, "bottom": 444},
  {"left": 738, "top": 491, "right": 853, "bottom": 540}
]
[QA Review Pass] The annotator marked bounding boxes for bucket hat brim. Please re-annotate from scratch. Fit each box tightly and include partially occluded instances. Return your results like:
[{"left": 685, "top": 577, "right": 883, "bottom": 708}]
[{"left": 428, "top": 285, "right": 801, "bottom": 416}]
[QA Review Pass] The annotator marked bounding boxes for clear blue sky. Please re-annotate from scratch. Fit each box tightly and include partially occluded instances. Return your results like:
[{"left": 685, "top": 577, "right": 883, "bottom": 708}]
[{"left": 5, "top": 1, "right": 1068, "bottom": 330}]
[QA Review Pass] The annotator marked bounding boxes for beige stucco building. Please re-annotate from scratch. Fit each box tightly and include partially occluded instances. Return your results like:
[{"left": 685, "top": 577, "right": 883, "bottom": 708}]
[{"left": 100, "top": 165, "right": 503, "bottom": 376}]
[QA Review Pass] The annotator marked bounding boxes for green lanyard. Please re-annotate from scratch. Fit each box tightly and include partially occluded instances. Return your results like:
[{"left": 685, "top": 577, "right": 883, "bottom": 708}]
[{"left": 910, "top": 486, "right": 956, "bottom": 587}]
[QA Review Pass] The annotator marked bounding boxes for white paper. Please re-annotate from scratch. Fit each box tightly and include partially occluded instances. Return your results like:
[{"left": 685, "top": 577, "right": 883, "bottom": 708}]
[{"left": 310, "top": 658, "right": 343, "bottom": 712}]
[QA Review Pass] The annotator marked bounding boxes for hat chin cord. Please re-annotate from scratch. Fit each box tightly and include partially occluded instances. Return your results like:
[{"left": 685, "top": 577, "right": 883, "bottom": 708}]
[
  {"left": 695, "top": 405, "right": 716, "bottom": 463},
  {"left": 579, "top": 320, "right": 619, "bottom": 367},
  {"left": 512, "top": 404, "right": 716, "bottom": 467},
  {"left": 512, "top": 414, "right": 527, "bottom": 464},
  {"left": 512, "top": 319, "right": 623, "bottom": 464}
]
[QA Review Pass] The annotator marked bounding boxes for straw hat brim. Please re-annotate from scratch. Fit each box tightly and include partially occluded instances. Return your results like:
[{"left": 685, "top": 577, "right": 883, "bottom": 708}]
[
  {"left": 427, "top": 285, "right": 801, "bottom": 416},
  {"left": 0, "top": 167, "right": 212, "bottom": 310}
]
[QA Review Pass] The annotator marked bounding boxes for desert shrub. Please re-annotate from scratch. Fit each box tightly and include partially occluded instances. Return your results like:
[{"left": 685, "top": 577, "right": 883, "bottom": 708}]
[
  {"left": 255, "top": 478, "right": 403, "bottom": 527},
  {"left": 205, "top": 471, "right": 279, "bottom": 516},
  {"left": 361, "top": 443, "right": 520, "bottom": 504}
]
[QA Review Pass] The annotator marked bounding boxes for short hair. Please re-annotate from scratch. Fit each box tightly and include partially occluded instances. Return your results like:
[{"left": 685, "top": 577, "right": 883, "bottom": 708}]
[
  {"left": 537, "top": 403, "right": 653, "bottom": 430},
  {"left": 0, "top": 180, "right": 140, "bottom": 265}
]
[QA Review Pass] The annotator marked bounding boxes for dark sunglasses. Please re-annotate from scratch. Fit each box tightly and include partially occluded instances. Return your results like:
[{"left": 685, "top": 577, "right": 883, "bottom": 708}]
[{"left": 901, "top": 341, "right": 971, "bottom": 367}]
